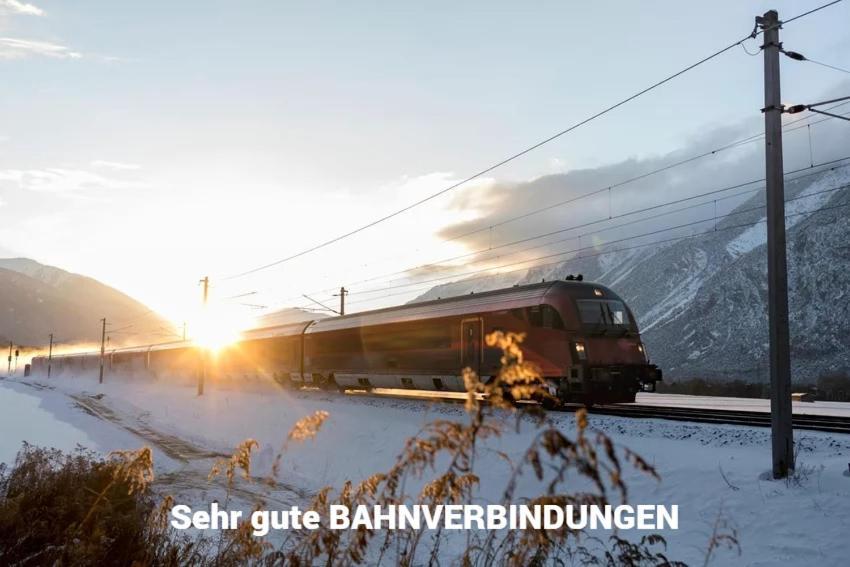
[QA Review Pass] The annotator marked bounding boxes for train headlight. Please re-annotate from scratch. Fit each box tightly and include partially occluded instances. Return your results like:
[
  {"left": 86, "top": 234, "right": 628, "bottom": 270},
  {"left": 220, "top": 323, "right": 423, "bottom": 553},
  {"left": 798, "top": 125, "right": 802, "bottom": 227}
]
[
  {"left": 574, "top": 342, "right": 587, "bottom": 360},
  {"left": 637, "top": 344, "right": 644, "bottom": 354}
]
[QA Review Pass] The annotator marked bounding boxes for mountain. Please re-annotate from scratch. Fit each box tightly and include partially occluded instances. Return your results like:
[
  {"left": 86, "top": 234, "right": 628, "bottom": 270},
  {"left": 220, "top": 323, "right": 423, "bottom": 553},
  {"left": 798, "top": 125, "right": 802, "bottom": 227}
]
[
  {"left": 413, "top": 166, "right": 850, "bottom": 383},
  {"left": 254, "top": 307, "right": 329, "bottom": 327},
  {"left": 0, "top": 258, "right": 176, "bottom": 348}
]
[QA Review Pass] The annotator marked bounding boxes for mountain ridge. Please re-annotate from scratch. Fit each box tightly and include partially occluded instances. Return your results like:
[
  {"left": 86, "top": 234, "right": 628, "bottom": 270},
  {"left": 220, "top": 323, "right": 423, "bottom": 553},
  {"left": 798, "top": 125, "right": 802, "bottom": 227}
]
[
  {"left": 0, "top": 258, "right": 176, "bottom": 348},
  {"left": 413, "top": 166, "right": 850, "bottom": 383}
]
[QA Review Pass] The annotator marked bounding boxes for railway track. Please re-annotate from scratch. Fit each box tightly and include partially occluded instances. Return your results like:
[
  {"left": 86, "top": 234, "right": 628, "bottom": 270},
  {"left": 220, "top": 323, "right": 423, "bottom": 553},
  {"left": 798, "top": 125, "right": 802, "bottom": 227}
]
[
  {"left": 592, "top": 404, "right": 850, "bottom": 434},
  {"left": 341, "top": 388, "right": 850, "bottom": 434}
]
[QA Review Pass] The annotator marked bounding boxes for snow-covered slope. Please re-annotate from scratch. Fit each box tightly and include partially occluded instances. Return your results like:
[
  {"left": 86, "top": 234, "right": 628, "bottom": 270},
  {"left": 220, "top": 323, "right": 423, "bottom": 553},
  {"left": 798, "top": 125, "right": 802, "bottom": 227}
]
[
  {"left": 414, "top": 167, "right": 850, "bottom": 383},
  {"left": 5, "top": 375, "right": 850, "bottom": 566},
  {"left": 255, "top": 307, "right": 329, "bottom": 327},
  {"left": 0, "top": 258, "right": 176, "bottom": 347},
  {"left": 0, "top": 258, "right": 76, "bottom": 288}
]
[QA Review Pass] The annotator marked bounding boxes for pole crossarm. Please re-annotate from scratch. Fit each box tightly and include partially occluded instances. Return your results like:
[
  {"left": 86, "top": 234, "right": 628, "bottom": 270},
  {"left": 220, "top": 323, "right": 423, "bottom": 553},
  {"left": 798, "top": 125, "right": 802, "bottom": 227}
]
[
  {"left": 786, "top": 95, "right": 850, "bottom": 120},
  {"left": 302, "top": 294, "right": 340, "bottom": 315}
]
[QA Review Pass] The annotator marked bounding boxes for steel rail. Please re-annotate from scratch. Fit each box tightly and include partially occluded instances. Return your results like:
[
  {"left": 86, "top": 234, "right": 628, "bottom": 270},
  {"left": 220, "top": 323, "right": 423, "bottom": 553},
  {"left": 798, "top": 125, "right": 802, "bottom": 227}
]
[{"left": 331, "top": 388, "right": 850, "bottom": 434}]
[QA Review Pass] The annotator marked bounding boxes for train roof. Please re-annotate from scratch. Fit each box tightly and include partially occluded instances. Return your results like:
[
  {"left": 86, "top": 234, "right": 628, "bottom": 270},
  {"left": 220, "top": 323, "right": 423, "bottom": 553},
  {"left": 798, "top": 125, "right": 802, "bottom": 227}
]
[
  {"left": 240, "top": 320, "right": 314, "bottom": 340},
  {"left": 306, "top": 280, "right": 618, "bottom": 333},
  {"left": 35, "top": 280, "right": 620, "bottom": 359},
  {"left": 38, "top": 339, "right": 193, "bottom": 359}
]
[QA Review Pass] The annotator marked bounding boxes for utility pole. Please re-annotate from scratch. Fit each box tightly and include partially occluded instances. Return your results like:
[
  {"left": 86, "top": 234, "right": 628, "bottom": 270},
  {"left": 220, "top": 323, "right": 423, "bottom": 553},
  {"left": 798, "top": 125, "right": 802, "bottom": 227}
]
[
  {"left": 758, "top": 9, "right": 793, "bottom": 479},
  {"left": 182, "top": 321, "right": 187, "bottom": 341},
  {"left": 47, "top": 333, "right": 53, "bottom": 379},
  {"left": 198, "top": 276, "right": 209, "bottom": 396},
  {"left": 200, "top": 276, "right": 209, "bottom": 304},
  {"left": 99, "top": 318, "right": 107, "bottom": 384},
  {"left": 335, "top": 286, "right": 349, "bottom": 316},
  {"left": 7, "top": 341, "right": 12, "bottom": 375}
]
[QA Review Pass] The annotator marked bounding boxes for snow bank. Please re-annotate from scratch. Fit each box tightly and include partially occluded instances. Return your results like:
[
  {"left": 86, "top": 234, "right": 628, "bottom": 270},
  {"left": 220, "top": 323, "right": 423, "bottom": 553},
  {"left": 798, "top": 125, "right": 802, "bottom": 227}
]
[
  {"left": 0, "top": 383, "right": 95, "bottom": 464},
  {"left": 4, "top": 374, "right": 850, "bottom": 566}
]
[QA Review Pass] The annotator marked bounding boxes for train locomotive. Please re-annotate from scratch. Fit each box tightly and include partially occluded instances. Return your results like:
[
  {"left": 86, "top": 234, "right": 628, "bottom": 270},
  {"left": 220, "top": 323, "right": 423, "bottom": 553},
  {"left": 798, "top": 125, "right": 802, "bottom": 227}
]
[{"left": 30, "top": 280, "right": 661, "bottom": 405}]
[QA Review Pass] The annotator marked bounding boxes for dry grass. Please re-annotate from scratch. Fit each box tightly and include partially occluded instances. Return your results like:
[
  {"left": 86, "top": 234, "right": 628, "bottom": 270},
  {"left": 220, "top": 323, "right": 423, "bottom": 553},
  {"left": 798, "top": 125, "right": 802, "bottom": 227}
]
[
  {"left": 0, "top": 444, "right": 204, "bottom": 566},
  {"left": 252, "top": 331, "right": 685, "bottom": 566},
  {"left": 0, "top": 332, "right": 710, "bottom": 565}
]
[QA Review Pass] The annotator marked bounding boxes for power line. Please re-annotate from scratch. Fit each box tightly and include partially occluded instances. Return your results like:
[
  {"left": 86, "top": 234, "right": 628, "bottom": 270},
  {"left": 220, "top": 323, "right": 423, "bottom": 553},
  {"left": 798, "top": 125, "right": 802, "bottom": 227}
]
[
  {"left": 274, "top": 169, "right": 842, "bottom": 312},
  {"left": 251, "top": 103, "right": 850, "bottom": 305},
  {"left": 781, "top": 0, "right": 845, "bottom": 26},
  {"left": 302, "top": 294, "right": 340, "bottom": 315},
  {"left": 319, "top": 172, "right": 798, "bottom": 294},
  {"left": 67, "top": 189, "right": 850, "bottom": 349},
  {"left": 219, "top": 28, "right": 763, "bottom": 282},
  {"left": 220, "top": 0, "right": 845, "bottom": 283},
  {"left": 399, "top": 105, "right": 850, "bottom": 250},
  {"left": 220, "top": 0, "right": 849, "bottom": 307},
  {"left": 256, "top": 155, "right": 850, "bottom": 309},
  {"left": 787, "top": 96, "right": 850, "bottom": 123},
  {"left": 237, "top": 113, "right": 846, "bottom": 314},
  {"left": 343, "top": 186, "right": 850, "bottom": 310},
  {"left": 338, "top": 178, "right": 850, "bottom": 302},
  {"left": 802, "top": 57, "right": 850, "bottom": 75},
  {"left": 781, "top": 46, "right": 850, "bottom": 76}
]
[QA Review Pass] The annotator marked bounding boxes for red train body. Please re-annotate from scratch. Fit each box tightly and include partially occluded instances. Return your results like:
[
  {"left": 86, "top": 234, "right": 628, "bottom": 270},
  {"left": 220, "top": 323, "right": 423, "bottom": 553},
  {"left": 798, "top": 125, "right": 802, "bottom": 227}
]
[{"left": 30, "top": 281, "right": 661, "bottom": 404}]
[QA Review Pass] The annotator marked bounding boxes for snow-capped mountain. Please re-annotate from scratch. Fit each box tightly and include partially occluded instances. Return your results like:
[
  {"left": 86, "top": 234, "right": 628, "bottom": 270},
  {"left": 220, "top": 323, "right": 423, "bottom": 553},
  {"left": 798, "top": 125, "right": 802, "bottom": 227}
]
[
  {"left": 254, "top": 307, "right": 329, "bottom": 327},
  {"left": 413, "top": 166, "right": 850, "bottom": 383},
  {"left": 0, "top": 258, "right": 176, "bottom": 347}
]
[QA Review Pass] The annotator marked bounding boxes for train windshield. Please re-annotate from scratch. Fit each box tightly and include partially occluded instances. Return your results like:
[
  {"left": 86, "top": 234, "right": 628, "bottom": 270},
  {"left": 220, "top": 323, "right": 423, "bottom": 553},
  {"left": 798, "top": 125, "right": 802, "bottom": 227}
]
[{"left": 576, "top": 299, "right": 632, "bottom": 330}]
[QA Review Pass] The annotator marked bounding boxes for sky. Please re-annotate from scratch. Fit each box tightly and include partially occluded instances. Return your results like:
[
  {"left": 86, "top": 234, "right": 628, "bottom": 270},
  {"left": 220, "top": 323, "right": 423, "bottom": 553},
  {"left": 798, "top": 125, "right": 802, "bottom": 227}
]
[{"left": 0, "top": 0, "right": 849, "bottom": 331}]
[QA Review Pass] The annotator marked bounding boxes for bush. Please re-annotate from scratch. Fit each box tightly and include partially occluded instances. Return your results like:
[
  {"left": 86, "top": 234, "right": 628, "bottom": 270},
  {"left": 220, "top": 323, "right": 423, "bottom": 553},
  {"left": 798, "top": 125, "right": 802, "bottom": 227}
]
[
  {"left": 2, "top": 333, "right": 736, "bottom": 565},
  {"left": 0, "top": 444, "right": 198, "bottom": 566},
  {"left": 253, "top": 332, "right": 687, "bottom": 565}
]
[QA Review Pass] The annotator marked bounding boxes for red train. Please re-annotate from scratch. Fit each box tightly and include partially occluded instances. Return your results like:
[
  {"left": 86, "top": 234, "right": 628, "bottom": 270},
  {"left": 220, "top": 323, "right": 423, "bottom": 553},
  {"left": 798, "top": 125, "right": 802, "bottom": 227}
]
[{"left": 30, "top": 280, "right": 661, "bottom": 405}]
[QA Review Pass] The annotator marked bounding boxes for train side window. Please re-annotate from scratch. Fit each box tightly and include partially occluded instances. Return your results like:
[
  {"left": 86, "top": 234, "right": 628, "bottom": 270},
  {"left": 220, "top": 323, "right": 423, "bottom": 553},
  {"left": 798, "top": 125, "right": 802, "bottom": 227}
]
[
  {"left": 527, "top": 306, "right": 543, "bottom": 327},
  {"left": 527, "top": 305, "right": 564, "bottom": 329},
  {"left": 542, "top": 305, "right": 564, "bottom": 329}
]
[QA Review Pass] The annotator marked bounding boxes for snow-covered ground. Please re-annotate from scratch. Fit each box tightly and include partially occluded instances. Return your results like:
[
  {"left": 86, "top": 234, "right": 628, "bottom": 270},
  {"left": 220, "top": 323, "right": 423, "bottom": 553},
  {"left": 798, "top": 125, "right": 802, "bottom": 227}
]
[
  {"left": 0, "top": 383, "right": 96, "bottom": 464},
  {"left": 2, "top": 375, "right": 849, "bottom": 566},
  {"left": 636, "top": 392, "right": 850, "bottom": 417}
]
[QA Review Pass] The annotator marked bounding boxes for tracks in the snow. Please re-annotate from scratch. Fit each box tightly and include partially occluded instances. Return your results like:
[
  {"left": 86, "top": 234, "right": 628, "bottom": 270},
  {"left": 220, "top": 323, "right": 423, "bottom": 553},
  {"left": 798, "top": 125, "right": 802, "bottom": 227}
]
[
  {"left": 68, "top": 391, "right": 313, "bottom": 503},
  {"left": 70, "top": 393, "right": 229, "bottom": 462},
  {"left": 329, "top": 388, "right": 850, "bottom": 434}
]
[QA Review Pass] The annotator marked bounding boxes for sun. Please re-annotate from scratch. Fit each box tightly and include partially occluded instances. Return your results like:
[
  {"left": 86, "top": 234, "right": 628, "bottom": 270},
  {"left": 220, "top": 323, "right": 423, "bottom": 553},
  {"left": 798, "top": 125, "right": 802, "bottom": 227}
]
[{"left": 190, "top": 304, "right": 253, "bottom": 352}]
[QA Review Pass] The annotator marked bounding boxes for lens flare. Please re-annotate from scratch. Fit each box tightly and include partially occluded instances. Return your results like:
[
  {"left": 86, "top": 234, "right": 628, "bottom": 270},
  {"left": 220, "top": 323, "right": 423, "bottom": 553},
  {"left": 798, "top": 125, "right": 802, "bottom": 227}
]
[{"left": 190, "top": 305, "right": 252, "bottom": 352}]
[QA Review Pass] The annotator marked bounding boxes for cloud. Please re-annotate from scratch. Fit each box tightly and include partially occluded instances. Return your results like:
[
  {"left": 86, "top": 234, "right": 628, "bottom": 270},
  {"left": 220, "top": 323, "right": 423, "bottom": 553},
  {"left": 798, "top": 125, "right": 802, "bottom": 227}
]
[
  {"left": 0, "top": 168, "right": 145, "bottom": 194},
  {"left": 91, "top": 160, "right": 141, "bottom": 171},
  {"left": 0, "top": 0, "right": 44, "bottom": 16},
  {"left": 548, "top": 157, "right": 569, "bottom": 173},
  {"left": 0, "top": 37, "right": 81, "bottom": 59},
  {"left": 427, "top": 88, "right": 850, "bottom": 276}
]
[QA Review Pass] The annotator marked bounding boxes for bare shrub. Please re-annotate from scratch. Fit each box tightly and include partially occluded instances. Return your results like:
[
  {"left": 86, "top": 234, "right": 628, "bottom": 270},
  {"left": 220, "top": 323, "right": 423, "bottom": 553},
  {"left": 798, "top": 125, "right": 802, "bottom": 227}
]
[
  {"left": 255, "top": 331, "right": 685, "bottom": 566},
  {"left": 0, "top": 443, "right": 202, "bottom": 566},
  {"left": 2, "top": 332, "right": 716, "bottom": 565},
  {"left": 701, "top": 506, "right": 740, "bottom": 567},
  {"left": 209, "top": 438, "right": 260, "bottom": 486}
]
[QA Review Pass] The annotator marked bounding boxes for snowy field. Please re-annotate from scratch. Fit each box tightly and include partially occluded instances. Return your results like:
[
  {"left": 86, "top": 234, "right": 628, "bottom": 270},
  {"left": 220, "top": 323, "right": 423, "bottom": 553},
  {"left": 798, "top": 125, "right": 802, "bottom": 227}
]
[{"left": 1, "top": 375, "right": 849, "bottom": 566}]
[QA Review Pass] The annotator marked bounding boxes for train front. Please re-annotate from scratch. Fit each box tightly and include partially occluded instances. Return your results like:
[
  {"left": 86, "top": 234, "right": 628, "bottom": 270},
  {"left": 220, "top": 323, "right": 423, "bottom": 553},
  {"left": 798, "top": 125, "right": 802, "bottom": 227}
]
[{"left": 547, "top": 282, "right": 662, "bottom": 404}]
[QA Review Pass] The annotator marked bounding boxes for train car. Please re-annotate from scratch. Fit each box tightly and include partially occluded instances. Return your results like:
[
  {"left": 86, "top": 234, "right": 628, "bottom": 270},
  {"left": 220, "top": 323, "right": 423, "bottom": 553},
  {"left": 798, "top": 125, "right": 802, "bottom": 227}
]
[
  {"left": 214, "top": 321, "right": 309, "bottom": 388},
  {"left": 29, "top": 279, "right": 660, "bottom": 405},
  {"left": 297, "top": 280, "right": 660, "bottom": 404}
]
